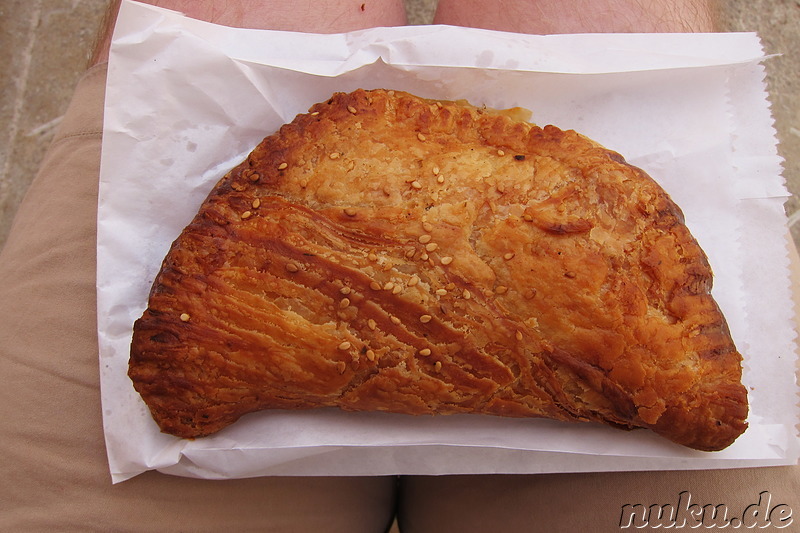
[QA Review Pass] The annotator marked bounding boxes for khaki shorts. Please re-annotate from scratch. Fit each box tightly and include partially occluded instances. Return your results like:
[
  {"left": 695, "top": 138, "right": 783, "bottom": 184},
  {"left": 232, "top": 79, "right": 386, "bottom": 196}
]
[{"left": 1, "top": 64, "right": 797, "bottom": 532}]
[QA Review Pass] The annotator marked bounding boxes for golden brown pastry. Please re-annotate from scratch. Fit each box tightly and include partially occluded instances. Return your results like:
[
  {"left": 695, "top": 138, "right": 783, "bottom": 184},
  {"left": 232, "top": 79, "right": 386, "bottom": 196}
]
[{"left": 129, "top": 88, "right": 748, "bottom": 451}]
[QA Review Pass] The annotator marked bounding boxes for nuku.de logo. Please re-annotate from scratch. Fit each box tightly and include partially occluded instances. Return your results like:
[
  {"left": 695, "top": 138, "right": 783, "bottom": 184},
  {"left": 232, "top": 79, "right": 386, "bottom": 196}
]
[{"left": 619, "top": 491, "right": 793, "bottom": 529}]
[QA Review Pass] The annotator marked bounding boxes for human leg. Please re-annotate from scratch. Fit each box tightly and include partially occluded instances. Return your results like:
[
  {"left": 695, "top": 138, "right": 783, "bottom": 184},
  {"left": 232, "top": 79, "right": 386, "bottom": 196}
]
[
  {"left": 0, "top": 1, "right": 405, "bottom": 531},
  {"left": 400, "top": 1, "right": 798, "bottom": 531},
  {"left": 92, "top": 0, "right": 408, "bottom": 64},
  {"left": 433, "top": 0, "right": 716, "bottom": 34}
]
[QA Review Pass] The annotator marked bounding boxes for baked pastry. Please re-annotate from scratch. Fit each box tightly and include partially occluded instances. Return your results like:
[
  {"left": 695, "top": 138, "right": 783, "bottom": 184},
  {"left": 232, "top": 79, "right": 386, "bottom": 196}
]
[{"left": 129, "top": 88, "right": 748, "bottom": 451}]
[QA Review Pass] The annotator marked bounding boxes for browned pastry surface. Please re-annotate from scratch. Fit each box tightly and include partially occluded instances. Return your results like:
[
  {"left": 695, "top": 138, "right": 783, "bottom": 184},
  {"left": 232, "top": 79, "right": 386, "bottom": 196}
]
[{"left": 129, "top": 88, "right": 748, "bottom": 451}]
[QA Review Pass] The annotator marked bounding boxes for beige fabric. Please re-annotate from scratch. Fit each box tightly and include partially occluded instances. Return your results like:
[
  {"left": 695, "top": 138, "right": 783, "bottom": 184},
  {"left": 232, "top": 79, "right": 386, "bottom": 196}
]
[
  {"left": 0, "top": 64, "right": 396, "bottom": 533},
  {"left": 1, "top": 62, "right": 796, "bottom": 532},
  {"left": 399, "top": 468, "right": 800, "bottom": 531}
]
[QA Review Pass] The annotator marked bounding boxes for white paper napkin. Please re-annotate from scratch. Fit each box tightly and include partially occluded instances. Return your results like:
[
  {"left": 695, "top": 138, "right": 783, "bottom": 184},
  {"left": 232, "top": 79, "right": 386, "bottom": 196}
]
[{"left": 97, "top": 0, "right": 798, "bottom": 483}]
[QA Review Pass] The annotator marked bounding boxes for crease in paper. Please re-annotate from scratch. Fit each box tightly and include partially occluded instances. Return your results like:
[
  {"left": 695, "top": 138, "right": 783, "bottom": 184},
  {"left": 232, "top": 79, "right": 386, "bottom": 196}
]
[{"left": 722, "top": 37, "right": 798, "bottom": 459}]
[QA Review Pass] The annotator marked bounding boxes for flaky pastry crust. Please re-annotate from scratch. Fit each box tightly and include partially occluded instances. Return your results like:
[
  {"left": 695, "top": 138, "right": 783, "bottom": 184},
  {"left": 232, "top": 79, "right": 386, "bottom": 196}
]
[{"left": 129, "top": 89, "right": 748, "bottom": 451}]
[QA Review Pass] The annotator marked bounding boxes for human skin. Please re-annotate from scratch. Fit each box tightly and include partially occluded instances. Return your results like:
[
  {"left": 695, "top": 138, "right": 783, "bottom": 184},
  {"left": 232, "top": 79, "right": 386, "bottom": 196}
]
[
  {"left": 433, "top": 0, "right": 716, "bottom": 33},
  {"left": 91, "top": 0, "right": 715, "bottom": 66},
  {"left": 91, "top": 0, "right": 408, "bottom": 65}
]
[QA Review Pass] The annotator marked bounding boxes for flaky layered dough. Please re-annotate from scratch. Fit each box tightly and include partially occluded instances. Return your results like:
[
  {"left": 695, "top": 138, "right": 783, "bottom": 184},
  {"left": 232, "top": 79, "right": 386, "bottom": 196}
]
[{"left": 129, "top": 89, "right": 748, "bottom": 451}]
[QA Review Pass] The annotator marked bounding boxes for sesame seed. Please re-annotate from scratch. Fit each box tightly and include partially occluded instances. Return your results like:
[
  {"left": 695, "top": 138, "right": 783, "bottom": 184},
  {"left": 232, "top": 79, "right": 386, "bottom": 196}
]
[
  {"left": 241, "top": 211, "right": 252, "bottom": 219},
  {"left": 408, "top": 275, "right": 420, "bottom": 287},
  {"left": 503, "top": 252, "right": 515, "bottom": 260},
  {"left": 339, "top": 298, "right": 351, "bottom": 309},
  {"left": 338, "top": 341, "right": 351, "bottom": 351},
  {"left": 441, "top": 256, "right": 453, "bottom": 265},
  {"left": 277, "top": 162, "right": 288, "bottom": 170},
  {"left": 251, "top": 198, "right": 261, "bottom": 209},
  {"left": 344, "top": 207, "right": 357, "bottom": 216},
  {"left": 422, "top": 222, "right": 433, "bottom": 232},
  {"left": 337, "top": 361, "right": 347, "bottom": 374},
  {"left": 437, "top": 175, "right": 445, "bottom": 184},
  {"left": 370, "top": 281, "right": 381, "bottom": 291},
  {"left": 436, "top": 101, "right": 443, "bottom": 108},
  {"left": 432, "top": 166, "right": 440, "bottom": 176},
  {"left": 340, "top": 286, "right": 352, "bottom": 295},
  {"left": 522, "top": 214, "right": 533, "bottom": 222},
  {"left": 387, "top": 90, "right": 395, "bottom": 96},
  {"left": 286, "top": 263, "right": 299, "bottom": 273},
  {"left": 300, "top": 179, "right": 308, "bottom": 188},
  {"left": 405, "top": 248, "right": 416, "bottom": 259},
  {"left": 462, "top": 289, "right": 471, "bottom": 299},
  {"left": 311, "top": 111, "right": 320, "bottom": 116},
  {"left": 347, "top": 105, "right": 357, "bottom": 114},
  {"left": 366, "top": 350, "right": 376, "bottom": 361},
  {"left": 179, "top": 313, "right": 191, "bottom": 322},
  {"left": 564, "top": 271, "right": 577, "bottom": 279},
  {"left": 418, "top": 234, "right": 432, "bottom": 244},
  {"left": 417, "top": 133, "right": 427, "bottom": 141},
  {"left": 435, "top": 289, "right": 447, "bottom": 296},
  {"left": 515, "top": 330, "right": 523, "bottom": 341},
  {"left": 420, "top": 252, "right": 429, "bottom": 261},
  {"left": 367, "top": 319, "right": 377, "bottom": 330},
  {"left": 419, "top": 348, "right": 432, "bottom": 356},
  {"left": 434, "top": 361, "right": 442, "bottom": 372},
  {"left": 445, "top": 283, "right": 456, "bottom": 290},
  {"left": 497, "top": 149, "right": 505, "bottom": 156},
  {"left": 495, "top": 285, "right": 508, "bottom": 294},
  {"left": 231, "top": 182, "right": 246, "bottom": 191},
  {"left": 425, "top": 243, "right": 438, "bottom": 252},
  {"left": 383, "top": 282, "right": 394, "bottom": 291},
  {"left": 391, "top": 316, "right": 401, "bottom": 325},
  {"left": 524, "top": 288, "right": 537, "bottom": 299},
  {"left": 411, "top": 181, "right": 423, "bottom": 190},
  {"left": 329, "top": 152, "right": 341, "bottom": 159},
  {"left": 392, "top": 285, "right": 402, "bottom": 295},
  {"left": 248, "top": 172, "right": 261, "bottom": 182},
  {"left": 368, "top": 253, "right": 378, "bottom": 262},
  {"left": 420, "top": 314, "right": 432, "bottom": 323}
]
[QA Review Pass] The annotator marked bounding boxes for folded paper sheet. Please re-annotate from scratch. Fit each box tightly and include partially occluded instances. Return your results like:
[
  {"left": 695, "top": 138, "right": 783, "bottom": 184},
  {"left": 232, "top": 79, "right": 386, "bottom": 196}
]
[{"left": 97, "top": 0, "right": 799, "bottom": 483}]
